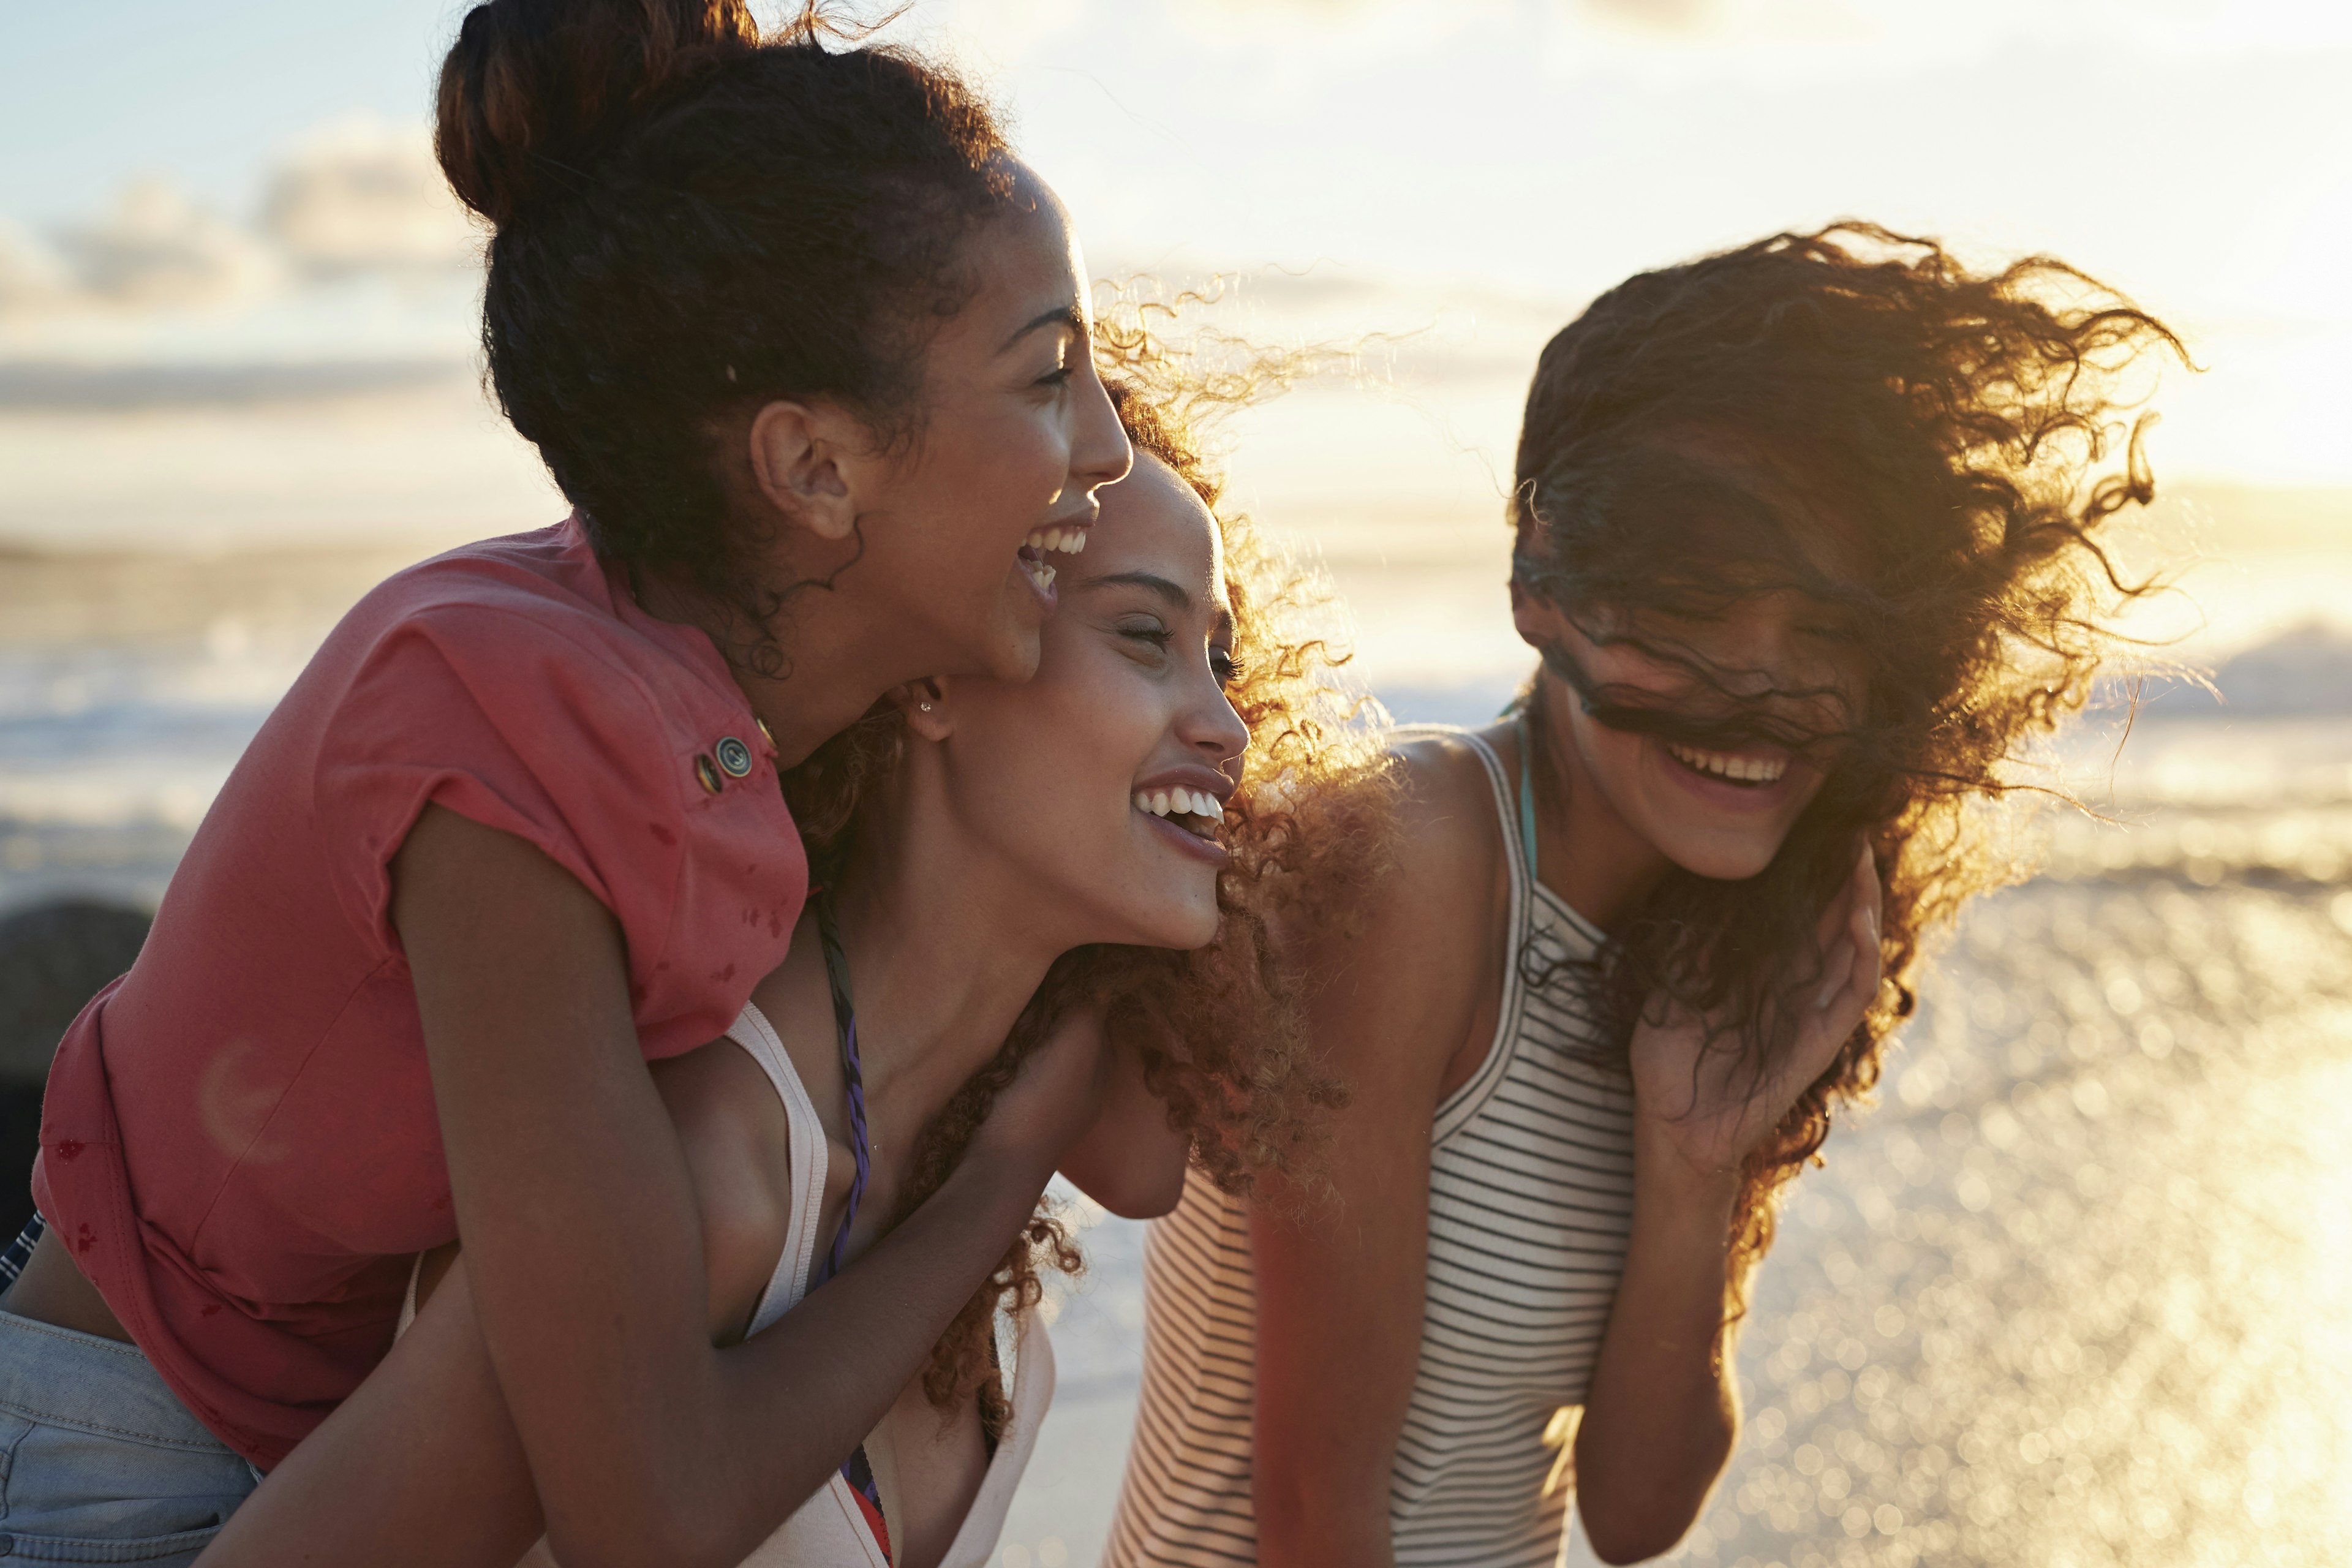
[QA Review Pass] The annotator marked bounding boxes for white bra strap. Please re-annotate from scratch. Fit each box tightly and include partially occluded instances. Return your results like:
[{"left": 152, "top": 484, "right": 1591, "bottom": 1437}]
[{"left": 726, "top": 1001, "right": 831, "bottom": 1334}]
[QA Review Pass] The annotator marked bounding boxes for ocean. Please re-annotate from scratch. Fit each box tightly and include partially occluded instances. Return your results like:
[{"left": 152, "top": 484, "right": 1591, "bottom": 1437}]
[{"left": 2, "top": 529, "right": 2350, "bottom": 1567}]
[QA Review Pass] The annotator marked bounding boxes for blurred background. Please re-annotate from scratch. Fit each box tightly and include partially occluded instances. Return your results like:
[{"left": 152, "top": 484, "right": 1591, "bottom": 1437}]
[{"left": 3, "top": 2, "right": 2348, "bottom": 1564}]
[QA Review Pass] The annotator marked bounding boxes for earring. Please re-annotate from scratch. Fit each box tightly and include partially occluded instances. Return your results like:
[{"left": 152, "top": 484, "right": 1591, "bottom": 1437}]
[{"left": 919, "top": 701, "right": 933, "bottom": 712}]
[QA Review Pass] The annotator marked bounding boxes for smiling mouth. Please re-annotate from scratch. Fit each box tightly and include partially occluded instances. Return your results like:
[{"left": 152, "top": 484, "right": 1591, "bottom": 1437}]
[
  {"left": 1665, "top": 741, "right": 1789, "bottom": 788},
  {"left": 1135, "top": 785, "right": 1224, "bottom": 840},
  {"left": 1016, "top": 523, "right": 1090, "bottom": 595}
]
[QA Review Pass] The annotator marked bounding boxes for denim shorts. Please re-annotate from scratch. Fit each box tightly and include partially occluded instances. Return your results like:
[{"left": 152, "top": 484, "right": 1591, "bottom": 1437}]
[{"left": 0, "top": 1268, "right": 259, "bottom": 1562}]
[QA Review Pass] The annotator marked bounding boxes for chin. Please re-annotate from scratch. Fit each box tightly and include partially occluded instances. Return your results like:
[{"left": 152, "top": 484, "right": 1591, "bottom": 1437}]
[
  {"left": 1656, "top": 832, "right": 1785, "bottom": 883},
  {"left": 986, "top": 621, "right": 1044, "bottom": 684},
  {"left": 1120, "top": 896, "right": 1221, "bottom": 954}
]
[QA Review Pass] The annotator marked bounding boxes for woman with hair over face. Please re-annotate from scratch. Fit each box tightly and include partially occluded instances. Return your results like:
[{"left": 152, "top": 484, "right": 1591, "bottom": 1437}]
[
  {"left": 1110, "top": 225, "right": 2187, "bottom": 1567},
  {"left": 0, "top": 4, "right": 1139, "bottom": 1564},
  {"left": 192, "top": 368, "right": 1370, "bottom": 1568}
]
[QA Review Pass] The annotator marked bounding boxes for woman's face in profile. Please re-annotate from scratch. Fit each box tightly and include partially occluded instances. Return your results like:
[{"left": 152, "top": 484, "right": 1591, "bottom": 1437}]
[
  {"left": 923, "top": 453, "right": 1250, "bottom": 951},
  {"left": 758, "top": 164, "right": 1134, "bottom": 696}
]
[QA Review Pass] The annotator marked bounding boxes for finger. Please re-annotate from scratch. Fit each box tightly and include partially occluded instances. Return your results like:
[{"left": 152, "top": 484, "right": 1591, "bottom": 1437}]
[
  {"left": 1782, "top": 853, "right": 1879, "bottom": 1077},
  {"left": 1812, "top": 935, "right": 1856, "bottom": 1012},
  {"left": 1855, "top": 839, "right": 1883, "bottom": 928},
  {"left": 1847, "top": 888, "right": 1883, "bottom": 1007},
  {"left": 1815, "top": 879, "right": 1884, "bottom": 1046},
  {"left": 1811, "top": 855, "right": 1857, "bottom": 954},
  {"left": 1801, "top": 840, "right": 1871, "bottom": 1009},
  {"left": 1852, "top": 845, "right": 1883, "bottom": 990}
]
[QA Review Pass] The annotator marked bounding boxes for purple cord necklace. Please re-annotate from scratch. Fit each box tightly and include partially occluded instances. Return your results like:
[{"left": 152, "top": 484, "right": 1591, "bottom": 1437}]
[
  {"left": 812, "top": 895, "right": 889, "bottom": 1549},
  {"left": 814, "top": 895, "right": 872, "bottom": 1285}
]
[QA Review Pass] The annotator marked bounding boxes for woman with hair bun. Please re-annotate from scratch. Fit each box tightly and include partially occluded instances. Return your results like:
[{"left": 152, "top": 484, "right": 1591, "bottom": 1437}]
[
  {"left": 1112, "top": 224, "right": 2185, "bottom": 1568},
  {"left": 0, "top": 2, "right": 1133, "bottom": 1562}
]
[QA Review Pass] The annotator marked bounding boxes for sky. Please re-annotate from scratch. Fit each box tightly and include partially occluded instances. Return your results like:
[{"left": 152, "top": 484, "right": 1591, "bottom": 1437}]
[{"left": 2, "top": 0, "right": 2348, "bottom": 684}]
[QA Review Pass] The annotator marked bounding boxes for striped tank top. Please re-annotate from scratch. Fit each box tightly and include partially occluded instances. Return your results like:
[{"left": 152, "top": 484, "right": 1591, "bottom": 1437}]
[{"left": 1106, "top": 725, "right": 1638, "bottom": 1568}]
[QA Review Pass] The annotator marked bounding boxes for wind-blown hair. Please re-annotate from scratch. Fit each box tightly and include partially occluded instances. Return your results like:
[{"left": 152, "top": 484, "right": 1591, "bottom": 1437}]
[
  {"left": 1509, "top": 222, "right": 2185, "bottom": 1310},
  {"left": 780, "top": 315, "right": 1392, "bottom": 1434}
]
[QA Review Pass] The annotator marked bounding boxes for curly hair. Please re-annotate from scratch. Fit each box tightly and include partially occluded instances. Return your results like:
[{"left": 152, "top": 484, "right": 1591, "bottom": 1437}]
[
  {"left": 780, "top": 312, "right": 1393, "bottom": 1435},
  {"left": 436, "top": 0, "right": 1015, "bottom": 667},
  {"left": 1507, "top": 222, "right": 2185, "bottom": 1316}
]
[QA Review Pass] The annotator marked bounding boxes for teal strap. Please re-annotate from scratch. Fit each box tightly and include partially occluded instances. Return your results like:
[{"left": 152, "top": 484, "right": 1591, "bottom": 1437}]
[{"left": 1517, "top": 713, "right": 1542, "bottom": 885}]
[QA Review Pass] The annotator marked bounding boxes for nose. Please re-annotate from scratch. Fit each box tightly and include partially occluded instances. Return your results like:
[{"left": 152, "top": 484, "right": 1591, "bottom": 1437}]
[
  {"left": 1065, "top": 355, "right": 1134, "bottom": 499},
  {"left": 1180, "top": 666, "right": 1251, "bottom": 783},
  {"left": 1705, "top": 597, "right": 1809, "bottom": 695}
]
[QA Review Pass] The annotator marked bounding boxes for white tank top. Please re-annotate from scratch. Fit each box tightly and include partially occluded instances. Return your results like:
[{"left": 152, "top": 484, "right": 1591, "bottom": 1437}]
[
  {"left": 407, "top": 1001, "right": 1055, "bottom": 1568},
  {"left": 1104, "top": 726, "right": 1637, "bottom": 1568},
  {"left": 722, "top": 999, "right": 1055, "bottom": 1568}
]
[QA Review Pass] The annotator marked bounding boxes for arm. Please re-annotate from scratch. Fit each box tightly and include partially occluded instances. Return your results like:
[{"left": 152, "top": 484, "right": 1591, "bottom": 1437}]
[
  {"left": 1573, "top": 843, "right": 1884, "bottom": 1562},
  {"left": 1251, "top": 749, "right": 1500, "bottom": 1568},
  {"left": 1057, "top": 1021, "right": 1190, "bottom": 1220},
  {"left": 1567, "top": 1136, "right": 1743, "bottom": 1563},
  {"left": 199, "top": 808, "right": 1102, "bottom": 1568}
]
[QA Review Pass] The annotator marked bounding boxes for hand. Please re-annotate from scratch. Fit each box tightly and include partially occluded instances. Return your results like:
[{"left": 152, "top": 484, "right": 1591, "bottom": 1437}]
[
  {"left": 968, "top": 1004, "right": 1112, "bottom": 1176},
  {"left": 1629, "top": 842, "right": 1882, "bottom": 1183}
]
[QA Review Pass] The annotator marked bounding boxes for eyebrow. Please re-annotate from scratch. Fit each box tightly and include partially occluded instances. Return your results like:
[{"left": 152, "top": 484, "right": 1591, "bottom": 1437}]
[
  {"left": 1000, "top": 301, "right": 1087, "bottom": 353},
  {"left": 1075, "top": 570, "right": 1190, "bottom": 608}
]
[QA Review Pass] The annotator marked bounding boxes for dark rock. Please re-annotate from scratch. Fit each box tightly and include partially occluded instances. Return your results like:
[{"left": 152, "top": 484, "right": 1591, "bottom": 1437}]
[
  {"left": 0, "top": 901, "right": 151, "bottom": 1240},
  {"left": 0, "top": 900, "right": 151, "bottom": 1083}
]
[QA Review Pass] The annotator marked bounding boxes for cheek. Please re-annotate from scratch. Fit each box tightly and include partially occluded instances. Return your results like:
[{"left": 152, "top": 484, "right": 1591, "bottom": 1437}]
[
  {"left": 894, "top": 405, "right": 1060, "bottom": 551},
  {"left": 1008, "top": 654, "right": 1161, "bottom": 813},
  {"left": 959, "top": 401, "right": 1068, "bottom": 505},
  {"left": 1572, "top": 710, "right": 1651, "bottom": 801}
]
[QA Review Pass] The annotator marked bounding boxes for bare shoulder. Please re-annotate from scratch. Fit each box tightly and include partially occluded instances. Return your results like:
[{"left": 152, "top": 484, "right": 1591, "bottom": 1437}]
[
  {"left": 1291, "top": 727, "right": 1512, "bottom": 1098},
  {"left": 650, "top": 1039, "right": 794, "bottom": 1344},
  {"left": 1387, "top": 728, "right": 1513, "bottom": 861},
  {"left": 1354, "top": 728, "right": 1511, "bottom": 943}
]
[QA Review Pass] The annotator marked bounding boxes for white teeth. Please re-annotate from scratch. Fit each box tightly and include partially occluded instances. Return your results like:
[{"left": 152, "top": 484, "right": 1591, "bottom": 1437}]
[
  {"left": 1136, "top": 786, "right": 1226, "bottom": 821},
  {"left": 1667, "top": 742, "right": 1787, "bottom": 784},
  {"left": 1019, "top": 554, "right": 1057, "bottom": 593},
  {"left": 1022, "top": 526, "right": 1090, "bottom": 556}
]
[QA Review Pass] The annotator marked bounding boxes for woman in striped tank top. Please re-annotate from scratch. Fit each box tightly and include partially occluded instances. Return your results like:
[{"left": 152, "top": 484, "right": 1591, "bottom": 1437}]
[{"left": 1112, "top": 226, "right": 2187, "bottom": 1566}]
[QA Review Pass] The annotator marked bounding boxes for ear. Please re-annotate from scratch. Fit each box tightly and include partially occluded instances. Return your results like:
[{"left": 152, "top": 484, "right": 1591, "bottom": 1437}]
[
  {"left": 889, "top": 677, "right": 953, "bottom": 741},
  {"left": 748, "top": 400, "right": 864, "bottom": 543}
]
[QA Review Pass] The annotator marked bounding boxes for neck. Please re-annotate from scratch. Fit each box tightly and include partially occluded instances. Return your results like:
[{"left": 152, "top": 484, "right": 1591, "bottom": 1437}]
[
  {"left": 635, "top": 570, "right": 933, "bottom": 769},
  {"left": 1531, "top": 671, "right": 1671, "bottom": 932},
  {"left": 823, "top": 787, "right": 1072, "bottom": 1110}
]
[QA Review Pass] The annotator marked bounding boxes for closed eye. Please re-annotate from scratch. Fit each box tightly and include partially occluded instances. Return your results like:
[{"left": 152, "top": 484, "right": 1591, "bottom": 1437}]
[{"left": 1118, "top": 619, "right": 1174, "bottom": 656}]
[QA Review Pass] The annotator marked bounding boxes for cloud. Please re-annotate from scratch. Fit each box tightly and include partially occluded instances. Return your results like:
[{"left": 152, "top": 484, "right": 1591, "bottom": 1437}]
[
  {"left": 1, "top": 120, "right": 475, "bottom": 323},
  {"left": 51, "top": 181, "right": 281, "bottom": 312},
  {"left": 0, "top": 223, "right": 72, "bottom": 318},
  {"left": 260, "top": 121, "right": 480, "bottom": 278}
]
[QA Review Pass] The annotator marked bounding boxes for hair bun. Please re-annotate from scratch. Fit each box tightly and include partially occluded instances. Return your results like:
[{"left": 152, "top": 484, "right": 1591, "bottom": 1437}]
[{"left": 436, "top": 0, "right": 760, "bottom": 225}]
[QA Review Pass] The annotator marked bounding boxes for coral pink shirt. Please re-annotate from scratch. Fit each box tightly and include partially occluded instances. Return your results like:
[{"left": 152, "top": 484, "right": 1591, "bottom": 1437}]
[{"left": 33, "top": 517, "right": 806, "bottom": 1467}]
